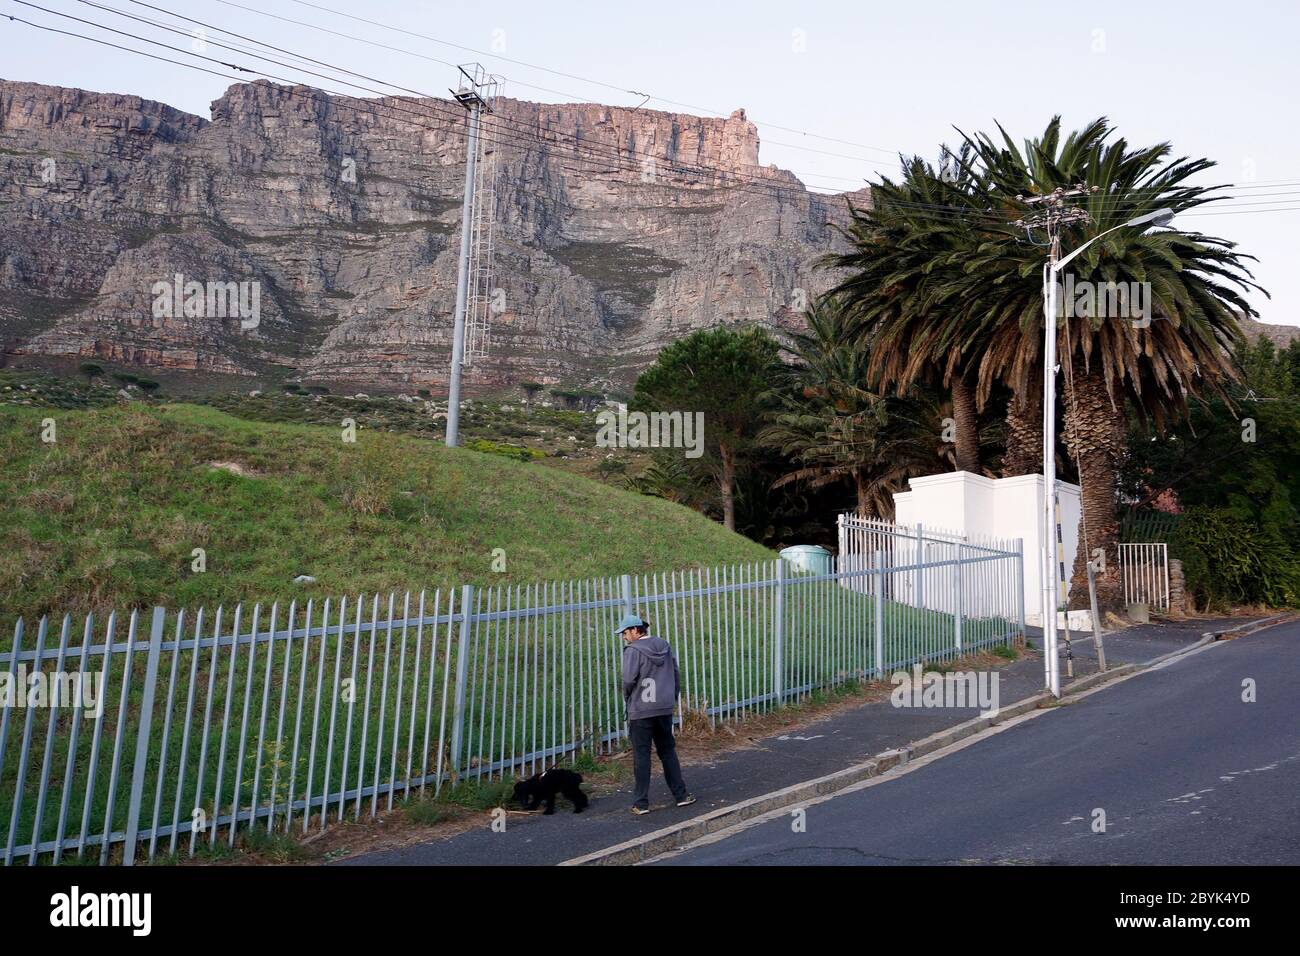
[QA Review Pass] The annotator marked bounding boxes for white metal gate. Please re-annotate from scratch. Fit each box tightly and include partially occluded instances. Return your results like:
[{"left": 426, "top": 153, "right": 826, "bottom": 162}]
[{"left": 1120, "top": 542, "right": 1169, "bottom": 611}]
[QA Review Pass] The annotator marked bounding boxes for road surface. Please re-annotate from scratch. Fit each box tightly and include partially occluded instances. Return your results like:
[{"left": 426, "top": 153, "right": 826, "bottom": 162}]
[{"left": 658, "top": 620, "right": 1300, "bottom": 865}]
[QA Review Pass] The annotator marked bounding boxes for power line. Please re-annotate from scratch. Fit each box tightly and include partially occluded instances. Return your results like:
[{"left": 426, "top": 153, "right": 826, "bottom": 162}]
[
  {"left": 1184, "top": 205, "right": 1300, "bottom": 217},
  {"left": 13, "top": 1, "right": 852, "bottom": 207},
  {"left": 197, "top": 0, "right": 902, "bottom": 175},
  {"left": 101, "top": 0, "right": 873, "bottom": 197},
  {"left": 8, "top": 6, "right": 1300, "bottom": 228},
  {"left": 85, "top": 0, "right": 439, "bottom": 99},
  {"left": 1, "top": 8, "right": 869, "bottom": 221},
  {"left": 276, "top": 0, "right": 905, "bottom": 159},
  {"left": 26, "top": 2, "right": 1300, "bottom": 225}
]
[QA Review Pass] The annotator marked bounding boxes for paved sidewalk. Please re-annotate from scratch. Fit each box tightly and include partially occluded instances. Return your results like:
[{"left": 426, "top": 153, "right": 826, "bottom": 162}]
[{"left": 341, "top": 616, "right": 1248, "bottom": 866}]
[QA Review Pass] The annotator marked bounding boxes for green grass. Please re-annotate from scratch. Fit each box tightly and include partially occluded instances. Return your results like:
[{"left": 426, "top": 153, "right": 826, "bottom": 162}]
[
  {"left": 0, "top": 402, "right": 774, "bottom": 619},
  {"left": 402, "top": 796, "right": 448, "bottom": 826},
  {"left": 232, "top": 825, "right": 312, "bottom": 863}
]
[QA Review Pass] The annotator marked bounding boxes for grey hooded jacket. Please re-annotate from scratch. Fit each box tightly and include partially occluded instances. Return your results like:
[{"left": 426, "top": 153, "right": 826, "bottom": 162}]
[{"left": 621, "top": 635, "right": 680, "bottom": 720}]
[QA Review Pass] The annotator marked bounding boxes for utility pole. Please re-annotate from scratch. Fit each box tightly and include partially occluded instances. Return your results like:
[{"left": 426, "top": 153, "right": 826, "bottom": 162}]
[
  {"left": 1012, "top": 187, "right": 1091, "bottom": 697},
  {"left": 1012, "top": 194, "right": 1174, "bottom": 695},
  {"left": 445, "top": 64, "right": 495, "bottom": 448}
]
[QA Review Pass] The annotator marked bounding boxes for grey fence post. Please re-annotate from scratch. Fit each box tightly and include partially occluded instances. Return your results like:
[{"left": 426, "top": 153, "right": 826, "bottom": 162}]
[
  {"left": 3, "top": 617, "right": 36, "bottom": 867},
  {"left": 915, "top": 523, "right": 925, "bottom": 611},
  {"left": 772, "top": 560, "right": 786, "bottom": 702},
  {"left": 620, "top": 574, "right": 634, "bottom": 615},
  {"left": 873, "top": 552, "right": 885, "bottom": 677},
  {"left": 0, "top": 618, "right": 25, "bottom": 850},
  {"left": 448, "top": 585, "right": 474, "bottom": 778},
  {"left": 123, "top": 607, "right": 166, "bottom": 865},
  {"left": 954, "top": 544, "right": 964, "bottom": 654},
  {"left": 1014, "top": 537, "right": 1026, "bottom": 645}
]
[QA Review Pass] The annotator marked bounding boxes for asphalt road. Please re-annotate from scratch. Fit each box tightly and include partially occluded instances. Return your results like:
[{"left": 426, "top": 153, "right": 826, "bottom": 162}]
[{"left": 658, "top": 619, "right": 1300, "bottom": 865}]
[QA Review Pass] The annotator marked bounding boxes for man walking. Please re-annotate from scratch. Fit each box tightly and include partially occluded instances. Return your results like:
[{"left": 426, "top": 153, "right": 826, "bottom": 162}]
[{"left": 617, "top": 613, "right": 695, "bottom": 815}]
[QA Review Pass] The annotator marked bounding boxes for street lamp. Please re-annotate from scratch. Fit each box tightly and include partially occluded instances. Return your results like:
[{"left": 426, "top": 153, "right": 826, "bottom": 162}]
[{"left": 1040, "top": 207, "right": 1174, "bottom": 697}]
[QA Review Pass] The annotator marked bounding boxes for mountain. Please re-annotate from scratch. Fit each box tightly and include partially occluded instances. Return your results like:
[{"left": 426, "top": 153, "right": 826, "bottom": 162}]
[
  {"left": 0, "top": 79, "right": 867, "bottom": 393},
  {"left": 1240, "top": 317, "right": 1300, "bottom": 348}
]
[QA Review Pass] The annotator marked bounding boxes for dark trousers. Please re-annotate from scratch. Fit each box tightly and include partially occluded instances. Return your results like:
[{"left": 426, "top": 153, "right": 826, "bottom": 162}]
[{"left": 629, "top": 714, "right": 687, "bottom": 809}]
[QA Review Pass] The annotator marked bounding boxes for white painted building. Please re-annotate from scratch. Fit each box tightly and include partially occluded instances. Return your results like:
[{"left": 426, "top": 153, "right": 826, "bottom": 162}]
[{"left": 892, "top": 471, "right": 1086, "bottom": 628}]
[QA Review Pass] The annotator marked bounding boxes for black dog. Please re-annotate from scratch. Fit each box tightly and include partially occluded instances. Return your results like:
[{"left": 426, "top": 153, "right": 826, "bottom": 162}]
[{"left": 513, "top": 768, "right": 589, "bottom": 815}]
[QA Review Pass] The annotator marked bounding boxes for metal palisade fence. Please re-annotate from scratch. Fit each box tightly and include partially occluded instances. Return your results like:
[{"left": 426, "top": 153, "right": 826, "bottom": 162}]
[{"left": 1, "top": 518, "right": 1023, "bottom": 866}]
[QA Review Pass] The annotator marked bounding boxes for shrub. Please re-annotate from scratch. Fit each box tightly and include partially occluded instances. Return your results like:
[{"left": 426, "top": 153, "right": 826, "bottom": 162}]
[
  {"left": 1173, "top": 506, "right": 1300, "bottom": 609},
  {"left": 467, "top": 438, "right": 545, "bottom": 461}
]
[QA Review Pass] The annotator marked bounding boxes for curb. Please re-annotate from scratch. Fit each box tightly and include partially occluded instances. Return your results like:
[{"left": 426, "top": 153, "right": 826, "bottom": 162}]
[
  {"left": 1205, "top": 613, "right": 1295, "bottom": 642},
  {"left": 561, "top": 663, "right": 1143, "bottom": 867}
]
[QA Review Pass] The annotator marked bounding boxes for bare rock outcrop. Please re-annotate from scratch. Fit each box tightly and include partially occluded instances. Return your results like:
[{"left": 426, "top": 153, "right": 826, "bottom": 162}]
[{"left": 0, "top": 79, "right": 869, "bottom": 391}]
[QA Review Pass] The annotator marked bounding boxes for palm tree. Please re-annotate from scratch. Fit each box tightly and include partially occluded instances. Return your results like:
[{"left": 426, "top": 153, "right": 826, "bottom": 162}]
[
  {"left": 827, "top": 118, "right": 1263, "bottom": 610},
  {"left": 946, "top": 118, "right": 1264, "bottom": 608},
  {"left": 823, "top": 145, "right": 994, "bottom": 474},
  {"left": 761, "top": 298, "right": 941, "bottom": 518},
  {"left": 624, "top": 452, "right": 715, "bottom": 512}
]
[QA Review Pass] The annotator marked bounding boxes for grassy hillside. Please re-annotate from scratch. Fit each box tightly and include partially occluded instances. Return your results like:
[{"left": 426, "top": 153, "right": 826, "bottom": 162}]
[{"left": 0, "top": 402, "right": 773, "bottom": 620}]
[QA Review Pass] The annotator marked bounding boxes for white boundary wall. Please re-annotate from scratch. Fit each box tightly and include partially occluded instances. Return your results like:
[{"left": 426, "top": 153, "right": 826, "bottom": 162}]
[{"left": 892, "top": 471, "right": 1082, "bottom": 628}]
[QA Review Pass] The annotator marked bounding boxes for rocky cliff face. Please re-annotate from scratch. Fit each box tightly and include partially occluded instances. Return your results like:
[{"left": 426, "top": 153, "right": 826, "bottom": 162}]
[{"left": 0, "top": 79, "right": 867, "bottom": 392}]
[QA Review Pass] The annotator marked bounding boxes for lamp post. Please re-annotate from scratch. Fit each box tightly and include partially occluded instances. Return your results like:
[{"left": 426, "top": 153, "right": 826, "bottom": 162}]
[{"left": 1040, "top": 207, "right": 1174, "bottom": 697}]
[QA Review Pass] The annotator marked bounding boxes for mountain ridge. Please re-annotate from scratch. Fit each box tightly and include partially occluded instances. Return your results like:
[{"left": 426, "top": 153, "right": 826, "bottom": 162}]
[{"left": 0, "top": 78, "right": 866, "bottom": 392}]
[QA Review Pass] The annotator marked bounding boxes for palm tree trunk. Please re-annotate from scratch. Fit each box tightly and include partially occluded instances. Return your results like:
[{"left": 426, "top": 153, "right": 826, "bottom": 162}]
[
  {"left": 1002, "top": 380, "right": 1042, "bottom": 476},
  {"left": 950, "top": 374, "right": 980, "bottom": 473},
  {"left": 1063, "top": 365, "right": 1125, "bottom": 612}
]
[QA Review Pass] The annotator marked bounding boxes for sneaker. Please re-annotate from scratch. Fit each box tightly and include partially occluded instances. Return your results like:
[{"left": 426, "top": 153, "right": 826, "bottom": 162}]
[
  {"left": 676, "top": 794, "right": 697, "bottom": 807},
  {"left": 630, "top": 805, "right": 651, "bottom": 815}
]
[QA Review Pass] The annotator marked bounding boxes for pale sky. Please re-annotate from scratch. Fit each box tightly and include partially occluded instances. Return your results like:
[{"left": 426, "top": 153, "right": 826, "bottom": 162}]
[{"left": 3, "top": 0, "right": 1295, "bottom": 325}]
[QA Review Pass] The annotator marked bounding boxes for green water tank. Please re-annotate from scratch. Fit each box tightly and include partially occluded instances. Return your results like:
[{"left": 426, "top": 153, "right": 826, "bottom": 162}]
[{"left": 779, "top": 544, "right": 832, "bottom": 575}]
